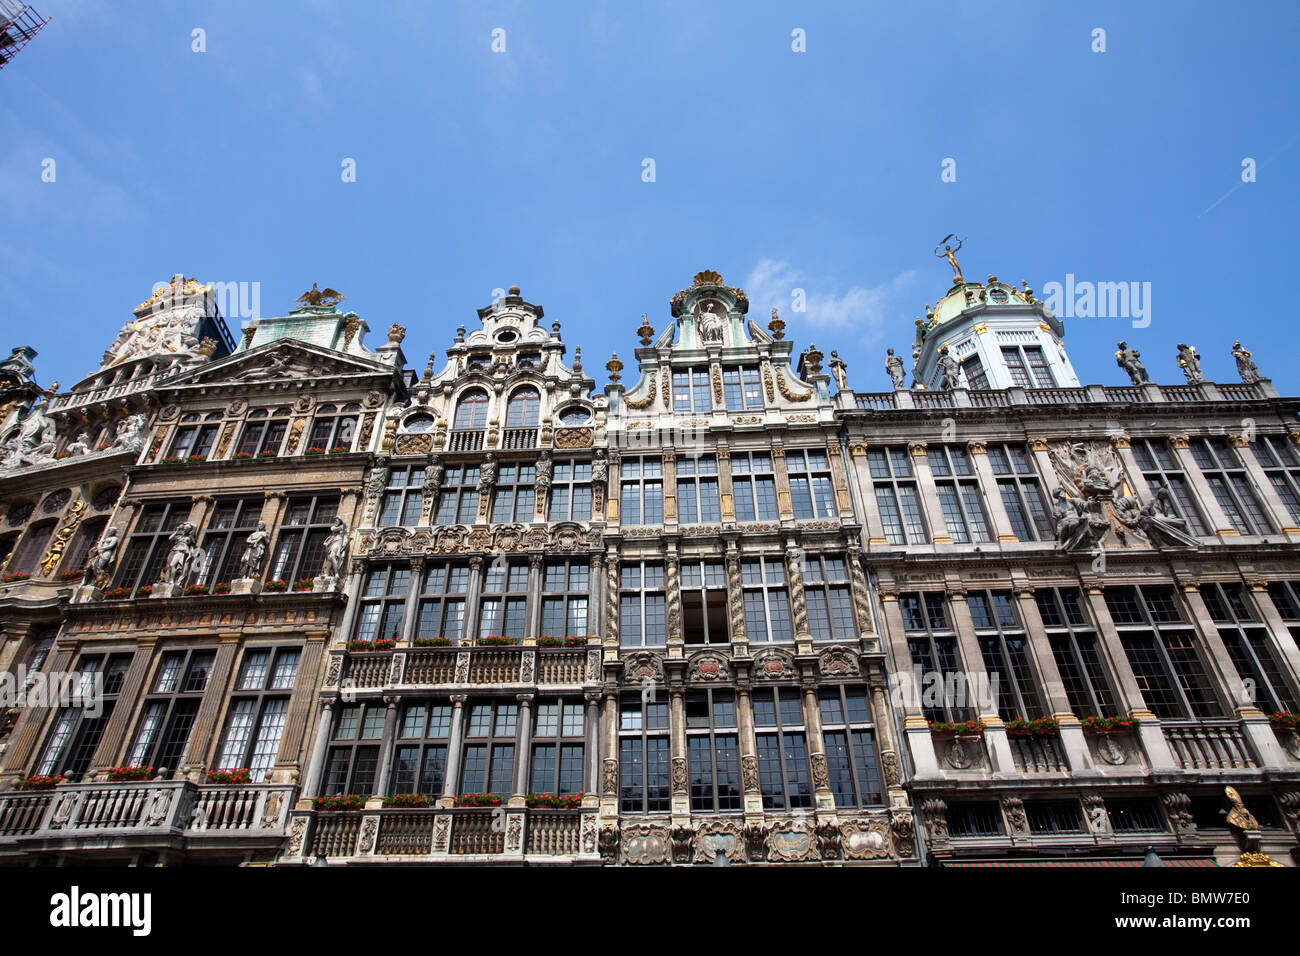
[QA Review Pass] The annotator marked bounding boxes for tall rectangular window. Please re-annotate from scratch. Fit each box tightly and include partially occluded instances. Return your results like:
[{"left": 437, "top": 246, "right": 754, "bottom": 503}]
[
  {"left": 731, "top": 451, "right": 778, "bottom": 522},
  {"left": 618, "top": 694, "right": 670, "bottom": 813},
  {"left": 433, "top": 464, "right": 480, "bottom": 525},
  {"left": 685, "top": 690, "right": 741, "bottom": 811},
  {"left": 620, "top": 457, "right": 663, "bottom": 526},
  {"left": 900, "top": 592, "right": 972, "bottom": 722},
  {"left": 531, "top": 698, "right": 585, "bottom": 795},
  {"left": 986, "top": 444, "right": 1053, "bottom": 541},
  {"left": 547, "top": 459, "right": 593, "bottom": 521},
  {"left": 216, "top": 646, "right": 300, "bottom": 782},
  {"left": 1037, "top": 588, "right": 1118, "bottom": 717},
  {"left": 677, "top": 455, "right": 720, "bottom": 524},
  {"left": 127, "top": 648, "right": 214, "bottom": 771},
  {"left": 968, "top": 590, "right": 1044, "bottom": 720},
  {"left": 927, "top": 445, "right": 990, "bottom": 543},
  {"left": 672, "top": 369, "right": 712, "bottom": 412},
  {"left": 323, "top": 701, "right": 385, "bottom": 796},
  {"left": 1252, "top": 434, "right": 1300, "bottom": 527},
  {"left": 392, "top": 701, "right": 451, "bottom": 796},
  {"left": 819, "top": 685, "right": 884, "bottom": 807},
  {"left": 36, "top": 654, "right": 132, "bottom": 778},
  {"left": 786, "top": 449, "right": 836, "bottom": 520},
  {"left": 541, "top": 560, "right": 590, "bottom": 638},
  {"left": 115, "top": 500, "right": 191, "bottom": 593},
  {"left": 478, "top": 561, "right": 530, "bottom": 639},
  {"left": 266, "top": 495, "right": 338, "bottom": 585},
  {"left": 460, "top": 701, "right": 518, "bottom": 796},
  {"left": 620, "top": 562, "right": 666, "bottom": 646},
  {"left": 380, "top": 466, "right": 426, "bottom": 527},
  {"left": 803, "top": 554, "right": 856, "bottom": 640},
  {"left": 1200, "top": 583, "right": 1299, "bottom": 714},
  {"left": 196, "top": 497, "right": 264, "bottom": 591},
  {"left": 741, "top": 557, "right": 793, "bottom": 643},
  {"left": 491, "top": 462, "right": 537, "bottom": 523},
  {"left": 354, "top": 566, "right": 411, "bottom": 642},
  {"left": 752, "top": 687, "right": 812, "bottom": 810},
  {"left": 1131, "top": 439, "right": 1209, "bottom": 536},
  {"left": 869, "top": 447, "right": 928, "bottom": 545},
  {"left": 417, "top": 562, "right": 469, "bottom": 642},
  {"left": 681, "top": 560, "right": 729, "bottom": 645},
  {"left": 722, "top": 367, "right": 763, "bottom": 410},
  {"left": 1189, "top": 437, "right": 1274, "bottom": 535}
]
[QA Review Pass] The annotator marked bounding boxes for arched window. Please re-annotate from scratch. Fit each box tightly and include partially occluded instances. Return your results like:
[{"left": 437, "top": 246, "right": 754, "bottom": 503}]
[
  {"left": 9, "top": 520, "right": 56, "bottom": 576},
  {"left": 506, "top": 388, "right": 540, "bottom": 428},
  {"left": 454, "top": 390, "right": 490, "bottom": 431}
]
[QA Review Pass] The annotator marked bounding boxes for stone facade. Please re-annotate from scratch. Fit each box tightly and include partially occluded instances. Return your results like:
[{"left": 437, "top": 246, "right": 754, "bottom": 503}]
[{"left": 0, "top": 265, "right": 1297, "bottom": 866}]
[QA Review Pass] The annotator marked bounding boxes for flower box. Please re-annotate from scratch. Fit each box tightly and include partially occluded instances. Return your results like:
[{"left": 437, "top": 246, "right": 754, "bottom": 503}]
[
  {"left": 206, "top": 768, "right": 251, "bottom": 785},
  {"left": 106, "top": 766, "right": 153, "bottom": 782},
  {"left": 103, "top": 587, "right": 130, "bottom": 600},
  {"left": 136, "top": 584, "right": 153, "bottom": 598},
  {"left": 312, "top": 794, "right": 366, "bottom": 812},
  {"left": 59, "top": 568, "right": 85, "bottom": 581},
  {"left": 1081, "top": 716, "right": 1138, "bottom": 734},
  {"left": 455, "top": 793, "right": 502, "bottom": 807},
  {"left": 329, "top": 446, "right": 350, "bottom": 455},
  {"left": 928, "top": 719, "right": 984, "bottom": 737},
  {"left": 231, "top": 452, "right": 253, "bottom": 461},
  {"left": 263, "top": 579, "right": 288, "bottom": 592},
  {"left": 15, "top": 774, "right": 64, "bottom": 791},
  {"left": 524, "top": 792, "right": 583, "bottom": 809},
  {"left": 303, "top": 447, "right": 326, "bottom": 457},
  {"left": 183, "top": 584, "right": 208, "bottom": 596},
  {"left": 292, "top": 579, "right": 314, "bottom": 591},
  {"left": 1005, "top": 717, "right": 1061, "bottom": 737},
  {"left": 347, "top": 639, "right": 396, "bottom": 652},
  {"left": 413, "top": 637, "right": 454, "bottom": 647},
  {"left": 1268, "top": 712, "right": 1299, "bottom": 731},
  {"left": 2, "top": 572, "right": 32, "bottom": 583},
  {"left": 383, "top": 794, "right": 433, "bottom": 808},
  {"left": 213, "top": 582, "right": 231, "bottom": 595},
  {"left": 257, "top": 451, "right": 278, "bottom": 460},
  {"left": 186, "top": 455, "right": 207, "bottom": 463},
  {"left": 478, "top": 636, "right": 519, "bottom": 647},
  {"left": 159, "top": 457, "right": 184, "bottom": 464}
]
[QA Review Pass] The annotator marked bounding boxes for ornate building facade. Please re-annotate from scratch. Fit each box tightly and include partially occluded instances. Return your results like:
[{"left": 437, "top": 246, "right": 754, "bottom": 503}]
[{"left": 0, "top": 260, "right": 1296, "bottom": 867}]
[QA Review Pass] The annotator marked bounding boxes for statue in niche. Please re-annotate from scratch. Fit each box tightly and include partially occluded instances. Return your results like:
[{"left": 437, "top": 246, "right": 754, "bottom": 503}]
[
  {"left": 237, "top": 522, "right": 271, "bottom": 579},
  {"left": 697, "top": 301, "right": 726, "bottom": 343},
  {"left": 82, "top": 526, "right": 122, "bottom": 587}
]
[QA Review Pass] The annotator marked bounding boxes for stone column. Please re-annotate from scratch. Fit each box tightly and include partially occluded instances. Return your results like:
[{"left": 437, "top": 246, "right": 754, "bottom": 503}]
[
  {"left": 867, "top": 676, "right": 907, "bottom": 801},
  {"left": 724, "top": 548, "right": 746, "bottom": 647},
  {"left": 89, "top": 639, "right": 156, "bottom": 775},
  {"left": 801, "top": 682, "right": 834, "bottom": 809},
  {"left": 181, "top": 634, "right": 240, "bottom": 776},
  {"left": 605, "top": 451, "right": 622, "bottom": 525},
  {"left": 669, "top": 688, "right": 688, "bottom": 817},
  {"left": 967, "top": 441, "right": 1017, "bottom": 542},
  {"left": 439, "top": 694, "right": 468, "bottom": 806},
  {"left": 661, "top": 449, "right": 678, "bottom": 526},
  {"left": 400, "top": 557, "right": 424, "bottom": 643},
  {"left": 845, "top": 543, "right": 875, "bottom": 642},
  {"left": 588, "top": 555, "right": 603, "bottom": 641},
  {"left": 600, "top": 687, "right": 619, "bottom": 815},
  {"left": 826, "top": 440, "right": 855, "bottom": 520},
  {"left": 511, "top": 694, "right": 534, "bottom": 805},
  {"left": 785, "top": 539, "right": 810, "bottom": 641},
  {"left": 584, "top": 691, "right": 601, "bottom": 804},
  {"left": 604, "top": 553, "right": 620, "bottom": 647},
  {"left": 187, "top": 494, "right": 216, "bottom": 532},
  {"left": 298, "top": 700, "right": 334, "bottom": 801},
  {"left": 335, "top": 559, "right": 367, "bottom": 645},
  {"left": 716, "top": 445, "right": 735, "bottom": 522},
  {"left": 526, "top": 554, "right": 544, "bottom": 641},
  {"left": 736, "top": 683, "right": 762, "bottom": 815},
  {"left": 771, "top": 442, "right": 794, "bottom": 520},
  {"left": 464, "top": 557, "right": 485, "bottom": 643},
  {"left": 665, "top": 548, "right": 682, "bottom": 644},
  {"left": 907, "top": 442, "right": 949, "bottom": 544},
  {"left": 1081, "top": 585, "right": 1177, "bottom": 769},
  {"left": 371, "top": 696, "right": 401, "bottom": 798},
  {"left": 1167, "top": 435, "right": 1238, "bottom": 538},
  {"left": 946, "top": 590, "right": 1010, "bottom": 770}
]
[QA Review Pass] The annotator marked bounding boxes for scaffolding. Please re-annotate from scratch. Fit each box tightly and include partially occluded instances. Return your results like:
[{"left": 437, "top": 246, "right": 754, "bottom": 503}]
[{"left": 0, "top": 0, "right": 48, "bottom": 71}]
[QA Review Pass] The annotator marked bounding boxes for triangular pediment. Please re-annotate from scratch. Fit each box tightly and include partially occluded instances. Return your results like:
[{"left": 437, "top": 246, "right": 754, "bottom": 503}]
[{"left": 162, "top": 340, "right": 398, "bottom": 391}]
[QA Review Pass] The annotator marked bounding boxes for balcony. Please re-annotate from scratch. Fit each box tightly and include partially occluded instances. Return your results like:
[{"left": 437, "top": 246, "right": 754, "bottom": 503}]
[
  {"left": 448, "top": 430, "right": 484, "bottom": 452},
  {"left": 500, "top": 427, "right": 538, "bottom": 450},
  {"left": 1162, "top": 722, "right": 1257, "bottom": 770},
  {"left": 339, "top": 644, "right": 598, "bottom": 690},
  {"left": 293, "top": 806, "right": 598, "bottom": 864},
  {"left": 0, "top": 779, "right": 296, "bottom": 858}
]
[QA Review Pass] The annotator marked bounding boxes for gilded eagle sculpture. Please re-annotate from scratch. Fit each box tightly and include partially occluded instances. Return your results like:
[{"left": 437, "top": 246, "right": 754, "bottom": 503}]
[{"left": 297, "top": 284, "right": 345, "bottom": 307}]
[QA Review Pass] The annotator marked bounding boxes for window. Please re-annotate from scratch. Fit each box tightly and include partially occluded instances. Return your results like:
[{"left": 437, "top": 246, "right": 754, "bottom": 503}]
[
  {"left": 266, "top": 495, "right": 338, "bottom": 585},
  {"left": 380, "top": 466, "right": 426, "bottom": 527},
  {"left": 803, "top": 555, "right": 856, "bottom": 640},
  {"left": 7, "top": 520, "right": 55, "bottom": 575},
  {"left": 434, "top": 464, "right": 481, "bottom": 525},
  {"left": 869, "top": 447, "right": 927, "bottom": 545},
  {"left": 969, "top": 590, "right": 1044, "bottom": 720},
  {"left": 531, "top": 699, "right": 585, "bottom": 795},
  {"left": 619, "top": 693, "right": 670, "bottom": 813},
  {"left": 168, "top": 414, "right": 220, "bottom": 459},
  {"left": 1105, "top": 797, "right": 1166, "bottom": 832},
  {"left": 1037, "top": 588, "right": 1118, "bottom": 717},
  {"left": 819, "top": 686, "right": 884, "bottom": 807},
  {"left": 195, "top": 497, "right": 264, "bottom": 591},
  {"left": 1252, "top": 434, "right": 1300, "bottom": 527},
  {"left": 1267, "top": 581, "right": 1300, "bottom": 651},
  {"left": 676, "top": 455, "right": 720, "bottom": 524},
  {"left": 547, "top": 459, "right": 593, "bottom": 521},
  {"left": 1024, "top": 799, "right": 1083, "bottom": 833},
  {"left": 115, "top": 500, "right": 191, "bottom": 592},
  {"left": 786, "top": 449, "right": 836, "bottom": 520},
  {"left": 323, "top": 702, "right": 386, "bottom": 796},
  {"left": 672, "top": 369, "right": 712, "bottom": 412},
  {"left": 961, "top": 355, "right": 989, "bottom": 390},
  {"left": 305, "top": 403, "right": 360, "bottom": 453},
  {"left": 1107, "top": 586, "right": 1223, "bottom": 720},
  {"left": 722, "top": 367, "right": 763, "bottom": 410},
  {"left": 1131, "top": 439, "right": 1209, "bottom": 536},
  {"left": 926, "top": 445, "right": 991, "bottom": 543},
  {"left": 505, "top": 387, "right": 540, "bottom": 428},
  {"left": 986, "top": 443, "right": 1053, "bottom": 541},
  {"left": 355, "top": 566, "right": 411, "bottom": 642},
  {"left": 0, "top": 534, "right": 18, "bottom": 572},
  {"left": 741, "top": 557, "right": 793, "bottom": 643},
  {"left": 946, "top": 801, "right": 1004, "bottom": 836},
  {"left": 453, "top": 390, "right": 489, "bottom": 431},
  {"left": 127, "top": 649, "right": 214, "bottom": 771},
  {"left": 36, "top": 654, "right": 132, "bottom": 778},
  {"left": 478, "top": 561, "right": 529, "bottom": 638},
  {"left": 681, "top": 560, "right": 728, "bottom": 645},
  {"left": 216, "top": 647, "right": 300, "bottom": 782},
  {"left": 1200, "top": 583, "right": 1298, "bottom": 714},
  {"left": 1002, "top": 345, "right": 1055, "bottom": 388},
  {"left": 620, "top": 562, "right": 666, "bottom": 646},
  {"left": 1189, "top": 437, "right": 1273, "bottom": 535},
  {"left": 65, "top": 517, "right": 109, "bottom": 575},
  {"left": 417, "top": 562, "right": 469, "bottom": 642},
  {"left": 541, "top": 561, "right": 589, "bottom": 638},
  {"left": 392, "top": 702, "right": 452, "bottom": 796},
  {"left": 900, "top": 592, "right": 972, "bottom": 722},
  {"left": 686, "top": 689, "right": 741, "bottom": 811},
  {"left": 731, "top": 451, "right": 779, "bottom": 522},
  {"left": 234, "top": 407, "right": 290, "bottom": 457},
  {"left": 491, "top": 462, "right": 536, "bottom": 523},
  {"left": 752, "top": 688, "right": 813, "bottom": 810},
  {"left": 620, "top": 457, "right": 663, "bottom": 525},
  {"left": 461, "top": 701, "right": 518, "bottom": 796}
]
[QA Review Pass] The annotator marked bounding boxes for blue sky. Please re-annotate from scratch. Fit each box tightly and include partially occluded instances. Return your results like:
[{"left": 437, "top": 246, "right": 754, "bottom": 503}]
[{"left": 3, "top": 0, "right": 1298, "bottom": 396}]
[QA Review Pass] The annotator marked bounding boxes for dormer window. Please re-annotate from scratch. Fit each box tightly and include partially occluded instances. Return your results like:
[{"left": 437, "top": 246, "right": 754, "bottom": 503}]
[
  {"left": 505, "top": 387, "right": 540, "bottom": 428},
  {"left": 989, "top": 288, "right": 1008, "bottom": 304},
  {"left": 496, "top": 330, "right": 518, "bottom": 344},
  {"left": 453, "top": 389, "right": 490, "bottom": 430}
]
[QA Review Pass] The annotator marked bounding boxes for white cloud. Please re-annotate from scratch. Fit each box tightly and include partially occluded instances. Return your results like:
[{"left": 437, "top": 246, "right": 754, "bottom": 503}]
[{"left": 743, "top": 259, "right": 917, "bottom": 344}]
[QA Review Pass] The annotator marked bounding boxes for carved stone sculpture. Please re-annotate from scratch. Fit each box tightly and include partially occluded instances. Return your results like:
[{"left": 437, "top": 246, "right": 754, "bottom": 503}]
[
  {"left": 237, "top": 521, "right": 270, "bottom": 578},
  {"left": 82, "top": 525, "right": 121, "bottom": 587},
  {"left": 885, "top": 348, "right": 906, "bottom": 390},
  {"left": 65, "top": 433, "right": 93, "bottom": 457},
  {"left": 1232, "top": 340, "right": 1261, "bottom": 384},
  {"left": 1175, "top": 343, "right": 1203, "bottom": 385},
  {"left": 162, "top": 522, "right": 203, "bottom": 587},
  {"left": 111, "top": 413, "right": 148, "bottom": 451},
  {"left": 1115, "top": 340, "right": 1148, "bottom": 385},
  {"left": 1134, "top": 486, "right": 1200, "bottom": 549},
  {"left": 319, "top": 516, "right": 349, "bottom": 586},
  {"left": 936, "top": 345, "right": 961, "bottom": 390}
]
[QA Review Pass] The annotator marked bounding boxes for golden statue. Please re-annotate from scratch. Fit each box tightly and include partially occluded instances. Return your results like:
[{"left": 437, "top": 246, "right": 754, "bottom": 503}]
[
  {"left": 1224, "top": 786, "right": 1257, "bottom": 831},
  {"left": 297, "top": 284, "right": 345, "bottom": 307},
  {"left": 934, "top": 234, "right": 965, "bottom": 283}
]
